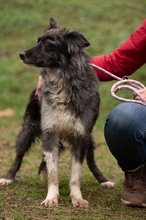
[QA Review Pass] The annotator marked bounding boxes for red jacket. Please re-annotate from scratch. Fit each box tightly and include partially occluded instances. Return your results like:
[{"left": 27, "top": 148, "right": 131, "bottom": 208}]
[{"left": 90, "top": 19, "right": 146, "bottom": 81}]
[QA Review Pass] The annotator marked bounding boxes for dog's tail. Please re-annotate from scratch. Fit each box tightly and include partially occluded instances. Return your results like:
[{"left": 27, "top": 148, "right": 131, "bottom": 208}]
[
  {"left": 86, "top": 136, "right": 108, "bottom": 184},
  {"left": 16, "top": 88, "right": 41, "bottom": 154}
]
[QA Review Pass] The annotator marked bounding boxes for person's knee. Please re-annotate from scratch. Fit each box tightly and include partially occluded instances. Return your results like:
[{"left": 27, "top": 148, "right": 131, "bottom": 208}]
[
  {"left": 105, "top": 102, "right": 146, "bottom": 134},
  {"left": 105, "top": 103, "right": 131, "bottom": 131},
  {"left": 104, "top": 102, "right": 139, "bottom": 145},
  {"left": 104, "top": 103, "right": 146, "bottom": 171},
  {"left": 104, "top": 102, "right": 146, "bottom": 150}
]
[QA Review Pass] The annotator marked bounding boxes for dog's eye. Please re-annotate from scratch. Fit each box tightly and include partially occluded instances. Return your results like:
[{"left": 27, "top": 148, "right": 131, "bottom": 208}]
[{"left": 42, "top": 37, "right": 54, "bottom": 47}]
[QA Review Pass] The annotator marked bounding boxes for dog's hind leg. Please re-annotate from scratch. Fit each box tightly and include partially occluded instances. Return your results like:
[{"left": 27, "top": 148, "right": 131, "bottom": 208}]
[
  {"left": 70, "top": 137, "right": 89, "bottom": 208},
  {"left": 86, "top": 135, "right": 115, "bottom": 188},
  {"left": 41, "top": 132, "right": 59, "bottom": 207},
  {"left": 0, "top": 89, "right": 41, "bottom": 186}
]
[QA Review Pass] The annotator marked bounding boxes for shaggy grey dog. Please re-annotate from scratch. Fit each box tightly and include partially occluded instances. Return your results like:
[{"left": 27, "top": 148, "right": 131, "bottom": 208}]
[{"left": 0, "top": 18, "right": 114, "bottom": 207}]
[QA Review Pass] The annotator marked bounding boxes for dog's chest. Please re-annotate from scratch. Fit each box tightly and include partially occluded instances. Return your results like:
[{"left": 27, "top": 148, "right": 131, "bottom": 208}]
[
  {"left": 41, "top": 90, "right": 85, "bottom": 137},
  {"left": 41, "top": 100, "right": 85, "bottom": 137}
]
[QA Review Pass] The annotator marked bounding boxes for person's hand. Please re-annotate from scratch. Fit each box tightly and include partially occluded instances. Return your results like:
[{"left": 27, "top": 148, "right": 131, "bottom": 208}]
[
  {"left": 35, "top": 75, "right": 44, "bottom": 101},
  {"left": 134, "top": 87, "right": 146, "bottom": 102}
]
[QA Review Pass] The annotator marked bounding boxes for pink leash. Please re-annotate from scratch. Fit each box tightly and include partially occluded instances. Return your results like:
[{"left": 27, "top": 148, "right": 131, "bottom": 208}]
[{"left": 90, "top": 64, "right": 146, "bottom": 106}]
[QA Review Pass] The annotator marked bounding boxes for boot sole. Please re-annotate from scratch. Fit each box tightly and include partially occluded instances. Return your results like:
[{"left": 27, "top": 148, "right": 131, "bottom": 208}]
[{"left": 121, "top": 198, "right": 146, "bottom": 208}]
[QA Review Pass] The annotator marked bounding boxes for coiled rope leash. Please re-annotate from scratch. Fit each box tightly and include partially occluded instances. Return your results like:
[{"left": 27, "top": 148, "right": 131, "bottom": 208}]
[{"left": 90, "top": 63, "right": 146, "bottom": 106}]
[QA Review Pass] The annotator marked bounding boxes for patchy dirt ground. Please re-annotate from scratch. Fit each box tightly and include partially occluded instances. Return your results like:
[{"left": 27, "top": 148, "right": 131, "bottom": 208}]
[
  {"left": 1, "top": 127, "right": 146, "bottom": 220},
  {"left": 0, "top": 109, "right": 15, "bottom": 118}
]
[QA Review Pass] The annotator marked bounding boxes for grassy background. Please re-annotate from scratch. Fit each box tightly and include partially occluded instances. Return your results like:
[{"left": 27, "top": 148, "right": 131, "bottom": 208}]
[{"left": 0, "top": 0, "right": 146, "bottom": 219}]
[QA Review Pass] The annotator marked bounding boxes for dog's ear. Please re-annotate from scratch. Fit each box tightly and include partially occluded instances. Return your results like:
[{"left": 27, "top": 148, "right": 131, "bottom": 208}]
[
  {"left": 65, "top": 30, "right": 90, "bottom": 53},
  {"left": 49, "top": 17, "right": 58, "bottom": 29}
]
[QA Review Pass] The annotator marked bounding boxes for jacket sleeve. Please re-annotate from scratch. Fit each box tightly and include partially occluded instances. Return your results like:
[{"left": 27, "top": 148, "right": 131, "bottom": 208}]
[{"left": 90, "top": 19, "right": 146, "bottom": 81}]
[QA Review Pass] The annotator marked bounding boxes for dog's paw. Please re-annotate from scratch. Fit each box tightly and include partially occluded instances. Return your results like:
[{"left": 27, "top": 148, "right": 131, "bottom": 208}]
[
  {"left": 41, "top": 197, "right": 58, "bottom": 207},
  {"left": 72, "top": 198, "right": 89, "bottom": 208},
  {"left": 100, "top": 181, "right": 115, "bottom": 188},
  {"left": 0, "top": 178, "right": 13, "bottom": 186}
]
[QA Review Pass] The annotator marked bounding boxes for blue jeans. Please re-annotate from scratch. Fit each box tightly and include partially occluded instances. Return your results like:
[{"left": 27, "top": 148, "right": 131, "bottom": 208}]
[{"left": 104, "top": 102, "right": 146, "bottom": 171}]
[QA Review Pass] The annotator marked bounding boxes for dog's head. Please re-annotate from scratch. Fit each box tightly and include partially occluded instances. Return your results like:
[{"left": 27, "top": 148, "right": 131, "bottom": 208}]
[{"left": 19, "top": 17, "right": 90, "bottom": 68}]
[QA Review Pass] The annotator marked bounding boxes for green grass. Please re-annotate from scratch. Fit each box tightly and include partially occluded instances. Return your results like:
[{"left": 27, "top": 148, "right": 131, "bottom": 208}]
[{"left": 0, "top": 0, "right": 146, "bottom": 219}]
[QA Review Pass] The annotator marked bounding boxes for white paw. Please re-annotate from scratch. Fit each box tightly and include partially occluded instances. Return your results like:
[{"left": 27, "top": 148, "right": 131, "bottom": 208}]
[
  {"left": 71, "top": 198, "right": 89, "bottom": 208},
  {"left": 0, "top": 178, "right": 14, "bottom": 186},
  {"left": 100, "top": 181, "right": 115, "bottom": 188},
  {"left": 41, "top": 197, "right": 58, "bottom": 207}
]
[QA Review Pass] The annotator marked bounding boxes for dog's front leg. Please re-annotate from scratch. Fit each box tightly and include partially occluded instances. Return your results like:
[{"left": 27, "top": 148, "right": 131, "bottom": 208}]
[
  {"left": 70, "top": 141, "right": 89, "bottom": 208},
  {"left": 41, "top": 132, "right": 59, "bottom": 207}
]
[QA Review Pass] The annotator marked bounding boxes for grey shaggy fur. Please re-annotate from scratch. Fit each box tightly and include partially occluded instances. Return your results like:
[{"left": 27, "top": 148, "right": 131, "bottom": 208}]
[{"left": 0, "top": 18, "right": 114, "bottom": 207}]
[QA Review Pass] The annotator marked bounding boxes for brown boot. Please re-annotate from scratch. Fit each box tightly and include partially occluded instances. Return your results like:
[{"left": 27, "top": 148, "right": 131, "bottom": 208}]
[{"left": 121, "top": 164, "right": 146, "bottom": 207}]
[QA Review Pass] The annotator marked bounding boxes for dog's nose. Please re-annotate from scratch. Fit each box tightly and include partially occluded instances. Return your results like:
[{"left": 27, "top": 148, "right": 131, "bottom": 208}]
[{"left": 19, "top": 52, "right": 25, "bottom": 60}]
